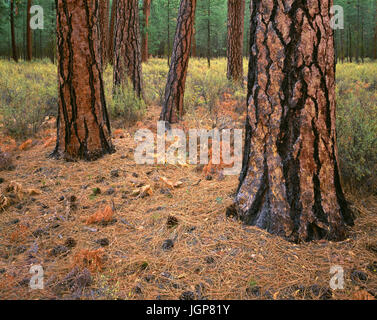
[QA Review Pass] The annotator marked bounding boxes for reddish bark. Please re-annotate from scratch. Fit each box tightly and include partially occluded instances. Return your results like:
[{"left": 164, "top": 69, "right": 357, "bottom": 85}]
[
  {"left": 160, "top": 0, "right": 197, "bottom": 123},
  {"left": 142, "top": 0, "right": 151, "bottom": 62},
  {"left": 108, "top": 0, "right": 117, "bottom": 65},
  {"left": 227, "top": 0, "right": 245, "bottom": 82},
  {"left": 99, "top": 0, "right": 109, "bottom": 68},
  {"left": 53, "top": 0, "right": 114, "bottom": 161},
  {"left": 229, "top": 0, "right": 354, "bottom": 242},
  {"left": 113, "top": 0, "right": 144, "bottom": 98}
]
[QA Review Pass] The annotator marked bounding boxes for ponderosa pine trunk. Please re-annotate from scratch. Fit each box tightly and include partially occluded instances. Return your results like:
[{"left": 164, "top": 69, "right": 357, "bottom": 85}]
[
  {"left": 113, "top": 0, "right": 143, "bottom": 98},
  {"left": 52, "top": 0, "right": 114, "bottom": 161},
  {"left": 26, "top": 0, "right": 32, "bottom": 61},
  {"left": 10, "top": 0, "right": 18, "bottom": 62},
  {"left": 228, "top": 0, "right": 354, "bottom": 243},
  {"left": 227, "top": 0, "right": 245, "bottom": 82},
  {"left": 142, "top": 0, "right": 151, "bottom": 62},
  {"left": 160, "top": 0, "right": 196, "bottom": 123},
  {"left": 99, "top": 0, "right": 109, "bottom": 68},
  {"left": 108, "top": 0, "right": 116, "bottom": 65}
]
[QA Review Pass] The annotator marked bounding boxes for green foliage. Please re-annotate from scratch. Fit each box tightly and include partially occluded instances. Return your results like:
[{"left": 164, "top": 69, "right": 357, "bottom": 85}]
[
  {"left": 103, "top": 67, "right": 146, "bottom": 125},
  {"left": 336, "top": 62, "right": 377, "bottom": 191},
  {"left": 0, "top": 59, "right": 57, "bottom": 138}
]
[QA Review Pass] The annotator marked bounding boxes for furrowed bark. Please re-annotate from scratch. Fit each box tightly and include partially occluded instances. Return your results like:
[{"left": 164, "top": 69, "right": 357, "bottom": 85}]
[
  {"left": 142, "top": 0, "right": 151, "bottom": 62},
  {"left": 108, "top": 0, "right": 116, "bottom": 65},
  {"left": 52, "top": 0, "right": 114, "bottom": 161},
  {"left": 231, "top": 0, "right": 354, "bottom": 243},
  {"left": 160, "top": 0, "right": 197, "bottom": 123},
  {"left": 113, "top": 0, "right": 144, "bottom": 98},
  {"left": 227, "top": 0, "right": 245, "bottom": 82},
  {"left": 99, "top": 0, "right": 109, "bottom": 68}
]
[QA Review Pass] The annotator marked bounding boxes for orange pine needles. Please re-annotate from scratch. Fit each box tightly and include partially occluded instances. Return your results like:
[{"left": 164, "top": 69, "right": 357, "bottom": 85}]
[
  {"left": 73, "top": 248, "right": 105, "bottom": 272},
  {"left": 84, "top": 205, "right": 114, "bottom": 224}
]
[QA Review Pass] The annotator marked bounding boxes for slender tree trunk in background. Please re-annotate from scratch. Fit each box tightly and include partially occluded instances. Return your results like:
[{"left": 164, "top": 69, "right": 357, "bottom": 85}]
[
  {"left": 10, "top": 0, "right": 18, "bottom": 62},
  {"left": 191, "top": 26, "right": 196, "bottom": 57},
  {"left": 229, "top": 0, "right": 354, "bottom": 242},
  {"left": 26, "top": 0, "right": 32, "bottom": 61},
  {"left": 340, "top": 29, "right": 344, "bottom": 63},
  {"left": 227, "top": 0, "right": 245, "bottom": 82},
  {"left": 167, "top": 0, "right": 171, "bottom": 66},
  {"left": 356, "top": 0, "right": 360, "bottom": 63},
  {"left": 108, "top": 0, "right": 116, "bottom": 65},
  {"left": 113, "top": 0, "right": 143, "bottom": 98},
  {"left": 142, "top": 0, "right": 151, "bottom": 62},
  {"left": 52, "top": 0, "right": 114, "bottom": 161},
  {"left": 348, "top": 26, "right": 352, "bottom": 63},
  {"left": 99, "top": 0, "right": 109, "bottom": 69},
  {"left": 207, "top": 0, "right": 211, "bottom": 68},
  {"left": 360, "top": 15, "right": 364, "bottom": 63},
  {"left": 160, "top": 0, "right": 197, "bottom": 123}
]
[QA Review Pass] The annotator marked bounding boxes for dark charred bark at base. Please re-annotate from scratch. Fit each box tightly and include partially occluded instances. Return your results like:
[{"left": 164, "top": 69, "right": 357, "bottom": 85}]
[
  {"left": 232, "top": 0, "right": 354, "bottom": 243},
  {"left": 53, "top": 0, "right": 114, "bottom": 162},
  {"left": 160, "top": 0, "right": 197, "bottom": 123},
  {"left": 113, "top": 0, "right": 144, "bottom": 98}
]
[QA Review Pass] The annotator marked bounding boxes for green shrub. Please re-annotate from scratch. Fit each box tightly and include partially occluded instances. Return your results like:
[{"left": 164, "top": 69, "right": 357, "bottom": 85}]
[
  {"left": 336, "top": 62, "right": 377, "bottom": 192},
  {"left": 0, "top": 60, "right": 57, "bottom": 138},
  {"left": 106, "top": 80, "right": 146, "bottom": 124}
]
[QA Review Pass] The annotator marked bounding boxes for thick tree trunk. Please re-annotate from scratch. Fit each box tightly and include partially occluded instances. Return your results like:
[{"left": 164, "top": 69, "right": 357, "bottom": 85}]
[
  {"left": 10, "top": 0, "right": 18, "bottom": 62},
  {"left": 227, "top": 0, "right": 245, "bottom": 82},
  {"left": 160, "top": 0, "right": 197, "bottom": 123},
  {"left": 53, "top": 0, "right": 114, "bottom": 161},
  {"left": 229, "top": 0, "right": 354, "bottom": 243},
  {"left": 99, "top": 0, "right": 109, "bottom": 68},
  {"left": 142, "top": 0, "right": 151, "bottom": 62},
  {"left": 26, "top": 0, "right": 32, "bottom": 61},
  {"left": 108, "top": 0, "right": 117, "bottom": 65},
  {"left": 113, "top": 0, "right": 143, "bottom": 98}
]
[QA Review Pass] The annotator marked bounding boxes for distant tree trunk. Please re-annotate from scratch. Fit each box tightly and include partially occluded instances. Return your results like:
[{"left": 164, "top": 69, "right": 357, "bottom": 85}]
[
  {"left": 227, "top": 0, "right": 245, "bottom": 82},
  {"left": 108, "top": 0, "right": 117, "bottom": 65},
  {"left": 229, "top": 0, "right": 354, "bottom": 242},
  {"left": 142, "top": 0, "right": 151, "bottom": 62},
  {"left": 53, "top": 0, "right": 114, "bottom": 161},
  {"left": 340, "top": 29, "right": 344, "bottom": 63},
  {"left": 160, "top": 0, "right": 197, "bottom": 123},
  {"left": 191, "top": 26, "right": 196, "bottom": 57},
  {"left": 356, "top": 0, "right": 360, "bottom": 63},
  {"left": 113, "top": 0, "right": 143, "bottom": 98},
  {"left": 99, "top": 0, "right": 109, "bottom": 68},
  {"left": 167, "top": 0, "right": 171, "bottom": 66},
  {"left": 10, "top": 0, "right": 18, "bottom": 62},
  {"left": 348, "top": 26, "right": 352, "bottom": 63},
  {"left": 26, "top": 0, "right": 32, "bottom": 61},
  {"left": 207, "top": 0, "right": 211, "bottom": 68}
]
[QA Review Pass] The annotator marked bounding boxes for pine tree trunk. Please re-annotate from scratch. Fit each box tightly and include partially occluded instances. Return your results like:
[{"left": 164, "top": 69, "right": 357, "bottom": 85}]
[
  {"left": 142, "top": 0, "right": 151, "bottom": 62},
  {"left": 10, "top": 0, "right": 18, "bottom": 62},
  {"left": 207, "top": 0, "right": 211, "bottom": 68},
  {"left": 191, "top": 26, "right": 197, "bottom": 57},
  {"left": 108, "top": 0, "right": 117, "bottom": 65},
  {"left": 26, "top": 0, "right": 32, "bottom": 61},
  {"left": 227, "top": 0, "right": 245, "bottom": 82},
  {"left": 229, "top": 0, "right": 354, "bottom": 243},
  {"left": 113, "top": 0, "right": 143, "bottom": 98},
  {"left": 99, "top": 0, "right": 109, "bottom": 68},
  {"left": 160, "top": 0, "right": 197, "bottom": 123},
  {"left": 52, "top": 0, "right": 114, "bottom": 161}
]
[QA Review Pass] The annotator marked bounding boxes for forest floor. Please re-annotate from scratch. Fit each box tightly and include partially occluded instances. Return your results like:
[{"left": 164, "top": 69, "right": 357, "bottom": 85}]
[{"left": 0, "top": 103, "right": 376, "bottom": 300}]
